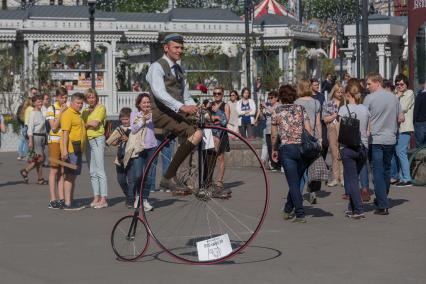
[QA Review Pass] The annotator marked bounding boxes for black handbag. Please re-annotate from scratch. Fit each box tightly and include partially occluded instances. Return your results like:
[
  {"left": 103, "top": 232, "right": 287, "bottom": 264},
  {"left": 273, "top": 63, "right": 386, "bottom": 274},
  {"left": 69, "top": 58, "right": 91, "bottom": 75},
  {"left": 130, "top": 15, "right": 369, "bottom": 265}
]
[
  {"left": 299, "top": 107, "right": 321, "bottom": 161},
  {"left": 338, "top": 104, "right": 361, "bottom": 149}
]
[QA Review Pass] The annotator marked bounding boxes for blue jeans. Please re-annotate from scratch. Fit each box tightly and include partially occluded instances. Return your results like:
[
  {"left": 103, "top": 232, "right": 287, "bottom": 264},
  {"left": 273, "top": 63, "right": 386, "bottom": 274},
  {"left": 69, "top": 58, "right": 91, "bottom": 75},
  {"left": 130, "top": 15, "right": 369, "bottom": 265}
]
[
  {"left": 370, "top": 144, "right": 395, "bottom": 209},
  {"left": 391, "top": 133, "right": 412, "bottom": 182},
  {"left": 280, "top": 144, "right": 308, "bottom": 218},
  {"left": 128, "top": 148, "right": 156, "bottom": 200},
  {"left": 18, "top": 130, "right": 28, "bottom": 157},
  {"left": 414, "top": 121, "right": 426, "bottom": 147},
  {"left": 359, "top": 162, "right": 369, "bottom": 189},
  {"left": 341, "top": 147, "right": 366, "bottom": 214},
  {"left": 147, "top": 138, "right": 174, "bottom": 192},
  {"left": 87, "top": 136, "right": 108, "bottom": 197},
  {"left": 116, "top": 164, "right": 131, "bottom": 202}
]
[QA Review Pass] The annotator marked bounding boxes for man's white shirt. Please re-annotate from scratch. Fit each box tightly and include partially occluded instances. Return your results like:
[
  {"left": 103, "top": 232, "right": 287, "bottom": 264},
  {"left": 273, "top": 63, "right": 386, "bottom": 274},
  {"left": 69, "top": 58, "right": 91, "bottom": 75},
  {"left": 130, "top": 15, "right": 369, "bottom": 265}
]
[{"left": 146, "top": 55, "right": 196, "bottom": 113}]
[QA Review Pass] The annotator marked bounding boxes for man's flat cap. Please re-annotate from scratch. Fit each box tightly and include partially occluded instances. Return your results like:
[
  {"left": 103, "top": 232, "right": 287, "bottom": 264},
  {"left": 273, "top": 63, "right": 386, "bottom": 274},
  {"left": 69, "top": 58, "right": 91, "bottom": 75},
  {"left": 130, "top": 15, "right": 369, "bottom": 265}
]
[{"left": 162, "top": 33, "right": 184, "bottom": 44}]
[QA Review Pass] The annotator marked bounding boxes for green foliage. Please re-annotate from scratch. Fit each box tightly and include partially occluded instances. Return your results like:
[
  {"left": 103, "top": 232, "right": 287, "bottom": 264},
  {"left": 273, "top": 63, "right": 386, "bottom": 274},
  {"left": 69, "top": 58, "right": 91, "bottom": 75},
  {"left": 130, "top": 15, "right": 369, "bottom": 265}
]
[
  {"left": 0, "top": 49, "right": 14, "bottom": 93},
  {"left": 320, "top": 57, "right": 336, "bottom": 78},
  {"left": 97, "top": 0, "right": 168, "bottom": 13},
  {"left": 176, "top": 0, "right": 205, "bottom": 8},
  {"left": 257, "top": 48, "right": 283, "bottom": 91},
  {"left": 302, "top": 0, "right": 356, "bottom": 22},
  {"left": 302, "top": 0, "right": 357, "bottom": 37},
  {"left": 183, "top": 52, "right": 241, "bottom": 90}
]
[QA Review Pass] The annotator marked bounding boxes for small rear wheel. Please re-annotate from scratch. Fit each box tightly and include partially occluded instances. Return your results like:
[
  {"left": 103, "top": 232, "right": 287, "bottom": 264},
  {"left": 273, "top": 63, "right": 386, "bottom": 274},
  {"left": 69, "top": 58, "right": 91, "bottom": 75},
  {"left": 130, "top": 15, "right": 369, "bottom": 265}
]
[{"left": 111, "top": 215, "right": 150, "bottom": 261}]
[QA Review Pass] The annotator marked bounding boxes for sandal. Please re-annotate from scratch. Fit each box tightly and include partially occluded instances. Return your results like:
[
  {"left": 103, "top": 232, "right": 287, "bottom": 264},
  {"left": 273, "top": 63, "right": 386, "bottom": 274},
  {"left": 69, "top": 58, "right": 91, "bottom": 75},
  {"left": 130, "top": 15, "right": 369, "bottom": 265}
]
[
  {"left": 37, "top": 178, "right": 48, "bottom": 185},
  {"left": 215, "top": 181, "right": 224, "bottom": 190},
  {"left": 20, "top": 169, "right": 29, "bottom": 184}
]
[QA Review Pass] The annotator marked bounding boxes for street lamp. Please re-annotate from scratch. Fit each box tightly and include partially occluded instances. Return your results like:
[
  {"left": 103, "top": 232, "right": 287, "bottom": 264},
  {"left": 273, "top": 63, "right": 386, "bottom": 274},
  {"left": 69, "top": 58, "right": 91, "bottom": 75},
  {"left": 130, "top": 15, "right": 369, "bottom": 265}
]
[
  {"left": 244, "top": 0, "right": 252, "bottom": 91},
  {"left": 88, "top": 0, "right": 96, "bottom": 90},
  {"left": 330, "top": 2, "right": 350, "bottom": 81},
  {"left": 355, "top": 0, "right": 361, "bottom": 79}
]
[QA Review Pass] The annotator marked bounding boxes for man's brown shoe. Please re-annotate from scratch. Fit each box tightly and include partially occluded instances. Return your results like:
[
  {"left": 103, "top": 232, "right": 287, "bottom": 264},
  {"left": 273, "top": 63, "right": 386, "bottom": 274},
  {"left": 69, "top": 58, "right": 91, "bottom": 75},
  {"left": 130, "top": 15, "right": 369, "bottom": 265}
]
[{"left": 160, "top": 177, "right": 191, "bottom": 196}]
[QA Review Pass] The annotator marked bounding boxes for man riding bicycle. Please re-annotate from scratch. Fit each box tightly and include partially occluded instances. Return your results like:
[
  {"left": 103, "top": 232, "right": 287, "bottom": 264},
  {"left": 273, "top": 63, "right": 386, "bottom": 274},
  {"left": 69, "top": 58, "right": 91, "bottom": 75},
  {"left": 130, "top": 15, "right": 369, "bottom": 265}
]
[{"left": 146, "top": 33, "right": 203, "bottom": 193}]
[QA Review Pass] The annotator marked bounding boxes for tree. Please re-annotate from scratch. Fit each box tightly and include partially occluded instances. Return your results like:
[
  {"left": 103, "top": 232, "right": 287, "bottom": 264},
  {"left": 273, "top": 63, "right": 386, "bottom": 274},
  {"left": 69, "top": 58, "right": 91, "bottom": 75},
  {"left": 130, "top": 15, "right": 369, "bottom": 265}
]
[
  {"left": 301, "top": 0, "right": 357, "bottom": 37},
  {"left": 97, "top": 0, "right": 168, "bottom": 13}
]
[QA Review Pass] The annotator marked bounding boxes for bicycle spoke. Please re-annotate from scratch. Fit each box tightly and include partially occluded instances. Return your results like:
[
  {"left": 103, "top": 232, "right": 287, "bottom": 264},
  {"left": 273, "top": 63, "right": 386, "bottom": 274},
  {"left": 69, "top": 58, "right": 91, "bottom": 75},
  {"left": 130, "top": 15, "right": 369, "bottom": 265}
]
[{"left": 142, "top": 126, "right": 268, "bottom": 264}]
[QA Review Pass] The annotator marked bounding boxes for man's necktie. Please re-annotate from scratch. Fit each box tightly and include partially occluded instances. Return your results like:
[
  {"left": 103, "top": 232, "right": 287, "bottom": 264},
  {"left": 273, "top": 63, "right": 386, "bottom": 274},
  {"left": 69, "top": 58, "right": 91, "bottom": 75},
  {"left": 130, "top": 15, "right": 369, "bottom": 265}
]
[{"left": 172, "top": 64, "right": 184, "bottom": 88}]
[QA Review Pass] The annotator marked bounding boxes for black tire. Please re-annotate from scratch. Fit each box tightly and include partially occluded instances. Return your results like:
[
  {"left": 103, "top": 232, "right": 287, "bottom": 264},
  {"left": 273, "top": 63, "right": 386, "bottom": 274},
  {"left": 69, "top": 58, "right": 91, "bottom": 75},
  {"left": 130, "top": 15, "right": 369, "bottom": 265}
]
[
  {"left": 111, "top": 215, "right": 150, "bottom": 261},
  {"left": 141, "top": 125, "right": 269, "bottom": 264}
]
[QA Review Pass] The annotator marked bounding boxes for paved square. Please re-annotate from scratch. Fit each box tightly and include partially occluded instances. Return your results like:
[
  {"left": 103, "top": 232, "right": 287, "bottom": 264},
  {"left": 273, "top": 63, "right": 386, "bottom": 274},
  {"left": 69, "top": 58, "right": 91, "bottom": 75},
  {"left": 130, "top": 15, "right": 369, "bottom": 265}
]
[{"left": 0, "top": 152, "right": 425, "bottom": 284}]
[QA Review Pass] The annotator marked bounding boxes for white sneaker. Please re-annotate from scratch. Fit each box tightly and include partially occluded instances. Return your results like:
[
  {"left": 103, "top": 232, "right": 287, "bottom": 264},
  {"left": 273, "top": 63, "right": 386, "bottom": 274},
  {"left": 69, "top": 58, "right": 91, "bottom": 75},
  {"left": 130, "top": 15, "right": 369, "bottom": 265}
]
[
  {"left": 133, "top": 195, "right": 139, "bottom": 209},
  {"left": 143, "top": 200, "right": 153, "bottom": 212},
  {"left": 309, "top": 192, "right": 317, "bottom": 204}
]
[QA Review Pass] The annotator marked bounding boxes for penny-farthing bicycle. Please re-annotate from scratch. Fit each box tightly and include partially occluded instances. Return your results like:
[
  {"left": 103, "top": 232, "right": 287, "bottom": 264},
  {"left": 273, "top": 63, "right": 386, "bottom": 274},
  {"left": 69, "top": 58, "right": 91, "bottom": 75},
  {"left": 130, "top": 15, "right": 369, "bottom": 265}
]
[{"left": 111, "top": 110, "right": 269, "bottom": 264}]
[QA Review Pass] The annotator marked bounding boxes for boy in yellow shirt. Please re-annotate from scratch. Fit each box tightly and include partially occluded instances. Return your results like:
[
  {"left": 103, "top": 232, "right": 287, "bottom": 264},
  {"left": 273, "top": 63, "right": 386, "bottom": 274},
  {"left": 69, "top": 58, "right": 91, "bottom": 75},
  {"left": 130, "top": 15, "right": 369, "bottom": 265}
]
[{"left": 60, "top": 93, "right": 86, "bottom": 211}]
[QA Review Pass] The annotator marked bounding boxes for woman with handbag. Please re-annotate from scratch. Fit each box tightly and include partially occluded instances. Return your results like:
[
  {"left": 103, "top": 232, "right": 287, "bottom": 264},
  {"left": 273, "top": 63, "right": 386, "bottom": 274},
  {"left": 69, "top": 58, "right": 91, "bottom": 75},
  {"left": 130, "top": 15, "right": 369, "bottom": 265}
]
[
  {"left": 323, "top": 82, "right": 344, "bottom": 187},
  {"left": 295, "top": 79, "right": 323, "bottom": 204},
  {"left": 338, "top": 79, "right": 371, "bottom": 219},
  {"left": 271, "top": 84, "right": 312, "bottom": 223},
  {"left": 19, "top": 95, "right": 47, "bottom": 185}
]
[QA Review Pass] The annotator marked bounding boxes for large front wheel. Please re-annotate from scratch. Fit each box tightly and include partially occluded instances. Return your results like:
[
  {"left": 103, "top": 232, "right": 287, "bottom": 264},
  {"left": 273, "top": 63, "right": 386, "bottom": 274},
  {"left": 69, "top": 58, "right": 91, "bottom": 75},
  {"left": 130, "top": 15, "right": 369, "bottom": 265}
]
[{"left": 141, "top": 125, "right": 269, "bottom": 264}]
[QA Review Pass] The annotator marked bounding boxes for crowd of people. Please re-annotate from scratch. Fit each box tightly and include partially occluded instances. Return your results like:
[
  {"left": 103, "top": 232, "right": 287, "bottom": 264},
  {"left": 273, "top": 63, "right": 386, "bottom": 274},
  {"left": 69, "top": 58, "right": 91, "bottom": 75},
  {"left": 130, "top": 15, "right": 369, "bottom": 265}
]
[{"left": 10, "top": 33, "right": 426, "bottom": 222}]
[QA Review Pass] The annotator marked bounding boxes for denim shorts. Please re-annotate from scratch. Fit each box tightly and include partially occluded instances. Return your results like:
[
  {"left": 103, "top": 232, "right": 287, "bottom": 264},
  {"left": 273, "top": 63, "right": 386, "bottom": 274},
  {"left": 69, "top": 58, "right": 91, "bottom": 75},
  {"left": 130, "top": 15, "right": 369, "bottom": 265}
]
[{"left": 64, "top": 152, "right": 82, "bottom": 176}]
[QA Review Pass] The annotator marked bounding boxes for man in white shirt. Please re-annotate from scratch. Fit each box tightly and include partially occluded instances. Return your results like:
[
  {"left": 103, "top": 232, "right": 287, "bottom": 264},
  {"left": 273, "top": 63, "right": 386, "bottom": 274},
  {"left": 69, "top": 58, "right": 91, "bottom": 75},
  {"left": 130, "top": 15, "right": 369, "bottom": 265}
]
[{"left": 146, "top": 34, "right": 202, "bottom": 193}]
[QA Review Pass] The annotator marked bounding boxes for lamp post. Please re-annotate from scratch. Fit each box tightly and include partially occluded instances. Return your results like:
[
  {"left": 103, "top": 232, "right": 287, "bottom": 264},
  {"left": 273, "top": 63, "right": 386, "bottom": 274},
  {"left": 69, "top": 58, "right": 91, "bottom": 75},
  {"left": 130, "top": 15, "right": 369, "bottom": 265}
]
[
  {"left": 244, "top": 0, "right": 252, "bottom": 91},
  {"left": 331, "top": 1, "right": 349, "bottom": 81},
  {"left": 361, "top": 0, "right": 369, "bottom": 77},
  {"left": 355, "top": 0, "right": 361, "bottom": 79},
  {"left": 88, "top": 0, "right": 96, "bottom": 90}
]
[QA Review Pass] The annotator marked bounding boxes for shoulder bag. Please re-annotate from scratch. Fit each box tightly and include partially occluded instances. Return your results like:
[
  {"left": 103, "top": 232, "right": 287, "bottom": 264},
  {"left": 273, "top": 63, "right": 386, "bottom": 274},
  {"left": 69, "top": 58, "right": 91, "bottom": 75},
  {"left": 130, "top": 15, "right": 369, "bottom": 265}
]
[
  {"left": 338, "top": 104, "right": 361, "bottom": 149},
  {"left": 299, "top": 105, "right": 321, "bottom": 162}
]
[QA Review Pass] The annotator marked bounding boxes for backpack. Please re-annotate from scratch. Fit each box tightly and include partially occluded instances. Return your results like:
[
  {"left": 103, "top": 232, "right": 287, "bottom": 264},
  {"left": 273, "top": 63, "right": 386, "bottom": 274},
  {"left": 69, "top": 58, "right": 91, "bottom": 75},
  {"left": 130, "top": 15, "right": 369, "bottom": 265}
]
[
  {"left": 338, "top": 104, "right": 361, "bottom": 149},
  {"left": 44, "top": 104, "right": 54, "bottom": 134},
  {"left": 16, "top": 104, "right": 24, "bottom": 125}
]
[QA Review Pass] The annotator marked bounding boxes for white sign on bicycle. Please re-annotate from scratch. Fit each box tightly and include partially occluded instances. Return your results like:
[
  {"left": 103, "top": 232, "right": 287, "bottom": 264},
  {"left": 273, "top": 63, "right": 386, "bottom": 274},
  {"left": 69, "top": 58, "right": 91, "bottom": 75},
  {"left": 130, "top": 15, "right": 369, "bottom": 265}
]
[
  {"left": 196, "top": 234, "right": 232, "bottom": 261},
  {"left": 202, "top": 129, "right": 215, "bottom": 150}
]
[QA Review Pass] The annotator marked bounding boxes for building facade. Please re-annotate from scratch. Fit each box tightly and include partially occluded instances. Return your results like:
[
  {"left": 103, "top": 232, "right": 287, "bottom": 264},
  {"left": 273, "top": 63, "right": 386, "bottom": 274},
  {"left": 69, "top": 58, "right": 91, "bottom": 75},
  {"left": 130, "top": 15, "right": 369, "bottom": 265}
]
[
  {"left": 3, "top": 0, "right": 84, "bottom": 9},
  {"left": 371, "top": 0, "right": 408, "bottom": 16},
  {"left": 0, "top": 5, "right": 323, "bottom": 117},
  {"left": 344, "top": 14, "right": 407, "bottom": 82}
]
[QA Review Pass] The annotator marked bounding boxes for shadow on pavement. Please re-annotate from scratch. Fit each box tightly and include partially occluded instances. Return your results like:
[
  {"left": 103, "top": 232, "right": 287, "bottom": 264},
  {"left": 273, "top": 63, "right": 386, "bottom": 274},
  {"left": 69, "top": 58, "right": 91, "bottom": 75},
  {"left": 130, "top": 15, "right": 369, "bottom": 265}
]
[
  {"left": 304, "top": 206, "right": 334, "bottom": 217},
  {"left": 315, "top": 190, "right": 331, "bottom": 198},
  {"left": 130, "top": 245, "right": 282, "bottom": 266},
  {"left": 0, "top": 180, "right": 27, "bottom": 188},
  {"left": 363, "top": 198, "right": 409, "bottom": 212}
]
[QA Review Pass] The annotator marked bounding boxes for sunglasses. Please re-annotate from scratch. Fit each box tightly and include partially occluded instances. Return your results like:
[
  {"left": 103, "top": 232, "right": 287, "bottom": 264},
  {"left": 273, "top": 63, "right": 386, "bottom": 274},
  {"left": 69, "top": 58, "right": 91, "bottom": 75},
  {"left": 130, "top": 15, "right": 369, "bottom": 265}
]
[
  {"left": 213, "top": 92, "right": 222, "bottom": 95},
  {"left": 396, "top": 83, "right": 405, "bottom": 86}
]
